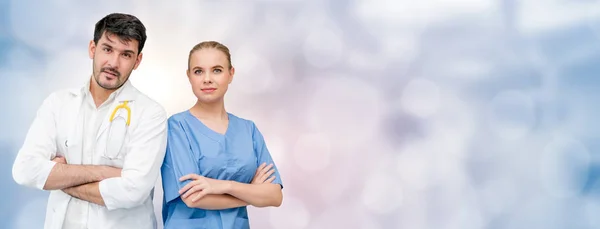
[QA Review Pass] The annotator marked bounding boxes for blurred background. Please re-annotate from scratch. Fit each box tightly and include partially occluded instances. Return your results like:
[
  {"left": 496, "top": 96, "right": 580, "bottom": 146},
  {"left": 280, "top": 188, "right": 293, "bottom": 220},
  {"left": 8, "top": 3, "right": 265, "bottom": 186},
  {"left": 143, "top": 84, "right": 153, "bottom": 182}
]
[{"left": 2, "top": 0, "right": 600, "bottom": 228}]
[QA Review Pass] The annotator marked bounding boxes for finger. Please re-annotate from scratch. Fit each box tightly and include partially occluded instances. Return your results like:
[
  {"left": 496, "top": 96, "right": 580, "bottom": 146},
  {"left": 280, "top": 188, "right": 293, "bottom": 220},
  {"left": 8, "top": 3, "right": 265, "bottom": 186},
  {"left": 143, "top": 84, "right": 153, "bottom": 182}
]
[
  {"left": 257, "top": 164, "right": 273, "bottom": 178},
  {"left": 179, "top": 174, "right": 201, "bottom": 182},
  {"left": 179, "top": 180, "right": 201, "bottom": 195},
  {"left": 261, "top": 164, "right": 273, "bottom": 174},
  {"left": 181, "top": 182, "right": 201, "bottom": 199},
  {"left": 182, "top": 183, "right": 205, "bottom": 199},
  {"left": 266, "top": 176, "right": 276, "bottom": 183},
  {"left": 192, "top": 190, "right": 208, "bottom": 202},
  {"left": 259, "top": 169, "right": 276, "bottom": 182},
  {"left": 255, "top": 163, "right": 267, "bottom": 176},
  {"left": 258, "top": 162, "right": 267, "bottom": 172}
]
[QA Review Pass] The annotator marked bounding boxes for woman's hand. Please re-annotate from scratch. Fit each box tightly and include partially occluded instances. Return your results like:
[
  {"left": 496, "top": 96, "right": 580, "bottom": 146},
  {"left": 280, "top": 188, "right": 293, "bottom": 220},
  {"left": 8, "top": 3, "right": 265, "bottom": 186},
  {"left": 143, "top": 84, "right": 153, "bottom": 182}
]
[
  {"left": 179, "top": 174, "right": 231, "bottom": 202},
  {"left": 251, "top": 163, "right": 276, "bottom": 184}
]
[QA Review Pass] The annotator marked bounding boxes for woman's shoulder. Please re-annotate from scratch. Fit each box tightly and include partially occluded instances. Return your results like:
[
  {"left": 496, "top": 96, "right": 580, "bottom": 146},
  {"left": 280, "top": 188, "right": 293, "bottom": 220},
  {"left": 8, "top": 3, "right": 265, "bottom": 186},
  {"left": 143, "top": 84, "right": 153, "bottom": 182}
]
[
  {"left": 228, "top": 112, "right": 256, "bottom": 129},
  {"left": 168, "top": 110, "right": 191, "bottom": 122}
]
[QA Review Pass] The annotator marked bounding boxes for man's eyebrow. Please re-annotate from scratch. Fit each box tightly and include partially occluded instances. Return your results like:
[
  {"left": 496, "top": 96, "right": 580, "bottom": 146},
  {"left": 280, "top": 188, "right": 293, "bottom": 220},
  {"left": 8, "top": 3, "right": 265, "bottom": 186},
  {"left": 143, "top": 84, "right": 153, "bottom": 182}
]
[
  {"left": 103, "top": 36, "right": 137, "bottom": 55},
  {"left": 100, "top": 43, "right": 136, "bottom": 55},
  {"left": 100, "top": 43, "right": 113, "bottom": 49}
]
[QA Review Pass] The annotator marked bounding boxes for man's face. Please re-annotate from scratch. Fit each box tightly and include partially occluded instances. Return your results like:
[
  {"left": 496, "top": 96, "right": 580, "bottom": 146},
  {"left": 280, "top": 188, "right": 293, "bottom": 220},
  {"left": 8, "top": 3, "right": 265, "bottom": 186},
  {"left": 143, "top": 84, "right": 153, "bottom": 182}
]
[{"left": 89, "top": 32, "right": 142, "bottom": 90}]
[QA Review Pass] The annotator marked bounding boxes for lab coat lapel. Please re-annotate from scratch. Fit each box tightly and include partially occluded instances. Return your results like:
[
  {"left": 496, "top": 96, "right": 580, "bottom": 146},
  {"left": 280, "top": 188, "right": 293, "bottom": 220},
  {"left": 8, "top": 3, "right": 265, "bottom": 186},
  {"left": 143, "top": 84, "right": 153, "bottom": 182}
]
[
  {"left": 96, "top": 81, "right": 137, "bottom": 141},
  {"left": 65, "top": 89, "right": 84, "bottom": 165}
]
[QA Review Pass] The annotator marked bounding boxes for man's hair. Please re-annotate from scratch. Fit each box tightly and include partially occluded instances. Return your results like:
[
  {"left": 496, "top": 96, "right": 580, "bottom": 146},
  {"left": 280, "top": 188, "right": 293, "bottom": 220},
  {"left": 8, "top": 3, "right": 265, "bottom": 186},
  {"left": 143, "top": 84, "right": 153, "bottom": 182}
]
[{"left": 93, "top": 13, "right": 147, "bottom": 54}]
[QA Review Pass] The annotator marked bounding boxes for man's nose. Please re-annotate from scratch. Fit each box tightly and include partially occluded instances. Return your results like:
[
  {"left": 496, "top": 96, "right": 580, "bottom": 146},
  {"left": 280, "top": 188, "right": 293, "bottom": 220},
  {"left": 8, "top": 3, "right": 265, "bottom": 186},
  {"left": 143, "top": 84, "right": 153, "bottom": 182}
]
[{"left": 107, "top": 53, "right": 120, "bottom": 68}]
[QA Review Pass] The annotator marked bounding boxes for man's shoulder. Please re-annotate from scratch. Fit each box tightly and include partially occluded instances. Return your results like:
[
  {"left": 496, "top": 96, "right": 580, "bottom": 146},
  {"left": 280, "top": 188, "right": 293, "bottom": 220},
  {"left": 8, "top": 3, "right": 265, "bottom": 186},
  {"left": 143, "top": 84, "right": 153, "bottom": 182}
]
[
  {"left": 43, "top": 87, "right": 81, "bottom": 104},
  {"left": 130, "top": 88, "right": 166, "bottom": 117}
]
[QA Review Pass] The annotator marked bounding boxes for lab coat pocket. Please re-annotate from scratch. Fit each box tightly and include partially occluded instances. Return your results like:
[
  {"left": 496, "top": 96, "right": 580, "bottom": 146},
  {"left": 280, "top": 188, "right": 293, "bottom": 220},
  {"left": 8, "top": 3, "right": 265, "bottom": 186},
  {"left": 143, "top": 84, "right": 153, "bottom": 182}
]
[
  {"left": 99, "top": 116, "right": 129, "bottom": 167},
  {"left": 104, "top": 115, "right": 128, "bottom": 159}
]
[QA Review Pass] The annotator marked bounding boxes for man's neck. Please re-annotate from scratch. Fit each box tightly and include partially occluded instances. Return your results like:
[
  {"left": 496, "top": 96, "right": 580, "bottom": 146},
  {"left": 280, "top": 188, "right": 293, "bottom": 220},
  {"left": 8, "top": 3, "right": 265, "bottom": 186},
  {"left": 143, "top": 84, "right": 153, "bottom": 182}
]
[{"left": 89, "top": 79, "right": 115, "bottom": 108}]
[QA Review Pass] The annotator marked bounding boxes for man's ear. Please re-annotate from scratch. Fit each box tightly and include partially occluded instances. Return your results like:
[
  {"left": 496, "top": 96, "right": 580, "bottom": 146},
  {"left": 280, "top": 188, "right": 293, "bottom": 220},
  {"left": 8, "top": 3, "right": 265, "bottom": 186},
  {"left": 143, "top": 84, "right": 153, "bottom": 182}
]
[
  {"left": 88, "top": 40, "right": 96, "bottom": 59},
  {"left": 133, "top": 52, "right": 143, "bottom": 70}
]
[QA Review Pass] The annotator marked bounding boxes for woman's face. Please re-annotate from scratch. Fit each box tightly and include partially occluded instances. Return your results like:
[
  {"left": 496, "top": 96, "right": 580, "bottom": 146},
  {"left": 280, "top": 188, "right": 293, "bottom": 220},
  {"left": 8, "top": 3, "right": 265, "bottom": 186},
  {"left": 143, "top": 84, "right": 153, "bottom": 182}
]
[{"left": 187, "top": 48, "right": 234, "bottom": 104}]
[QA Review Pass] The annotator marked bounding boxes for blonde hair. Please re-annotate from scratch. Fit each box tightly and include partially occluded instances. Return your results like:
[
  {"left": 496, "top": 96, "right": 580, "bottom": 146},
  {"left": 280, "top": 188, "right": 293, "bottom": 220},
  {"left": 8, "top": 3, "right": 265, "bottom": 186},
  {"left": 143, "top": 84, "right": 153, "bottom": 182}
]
[{"left": 187, "top": 41, "right": 233, "bottom": 70}]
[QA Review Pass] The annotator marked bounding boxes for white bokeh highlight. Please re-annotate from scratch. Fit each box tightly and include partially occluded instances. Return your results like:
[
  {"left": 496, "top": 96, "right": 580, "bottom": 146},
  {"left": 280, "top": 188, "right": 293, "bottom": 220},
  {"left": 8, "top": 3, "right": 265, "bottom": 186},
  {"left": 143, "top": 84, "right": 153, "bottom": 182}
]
[
  {"left": 2, "top": 1, "right": 598, "bottom": 229},
  {"left": 292, "top": 133, "right": 331, "bottom": 173},
  {"left": 43, "top": 48, "right": 92, "bottom": 92},
  {"left": 361, "top": 170, "right": 403, "bottom": 214},
  {"left": 400, "top": 78, "right": 441, "bottom": 118},
  {"left": 302, "top": 25, "right": 344, "bottom": 69},
  {"left": 309, "top": 204, "right": 382, "bottom": 229},
  {"left": 1, "top": 70, "right": 47, "bottom": 150},
  {"left": 13, "top": 197, "right": 47, "bottom": 229},
  {"left": 488, "top": 90, "right": 536, "bottom": 140},
  {"left": 231, "top": 44, "right": 276, "bottom": 95},
  {"left": 539, "top": 134, "right": 591, "bottom": 199},
  {"left": 396, "top": 145, "right": 432, "bottom": 191},
  {"left": 584, "top": 197, "right": 600, "bottom": 227},
  {"left": 306, "top": 76, "right": 385, "bottom": 151},
  {"left": 268, "top": 197, "right": 310, "bottom": 229},
  {"left": 517, "top": 0, "right": 600, "bottom": 34},
  {"left": 5, "top": 46, "right": 43, "bottom": 71},
  {"left": 478, "top": 177, "right": 519, "bottom": 217},
  {"left": 352, "top": 0, "right": 432, "bottom": 31},
  {"left": 9, "top": 0, "right": 77, "bottom": 53}
]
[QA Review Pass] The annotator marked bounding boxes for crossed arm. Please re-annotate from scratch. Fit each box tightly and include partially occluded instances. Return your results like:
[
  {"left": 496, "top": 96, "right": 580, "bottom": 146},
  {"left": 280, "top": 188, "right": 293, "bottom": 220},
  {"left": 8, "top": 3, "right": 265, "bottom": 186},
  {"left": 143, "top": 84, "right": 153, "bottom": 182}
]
[
  {"left": 178, "top": 163, "right": 283, "bottom": 210},
  {"left": 46, "top": 156, "right": 119, "bottom": 206},
  {"left": 12, "top": 95, "right": 168, "bottom": 210}
]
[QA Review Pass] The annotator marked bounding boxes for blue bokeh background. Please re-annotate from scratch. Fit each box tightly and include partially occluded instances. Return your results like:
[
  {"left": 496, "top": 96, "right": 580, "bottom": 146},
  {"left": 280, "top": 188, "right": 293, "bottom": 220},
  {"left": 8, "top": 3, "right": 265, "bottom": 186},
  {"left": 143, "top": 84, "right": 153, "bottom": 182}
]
[{"left": 2, "top": 0, "right": 600, "bottom": 228}]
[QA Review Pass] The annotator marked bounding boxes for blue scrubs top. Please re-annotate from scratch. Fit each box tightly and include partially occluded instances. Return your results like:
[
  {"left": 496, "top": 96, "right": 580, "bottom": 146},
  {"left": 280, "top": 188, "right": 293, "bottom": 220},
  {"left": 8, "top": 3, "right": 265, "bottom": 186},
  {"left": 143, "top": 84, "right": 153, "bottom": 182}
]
[{"left": 161, "top": 111, "right": 283, "bottom": 229}]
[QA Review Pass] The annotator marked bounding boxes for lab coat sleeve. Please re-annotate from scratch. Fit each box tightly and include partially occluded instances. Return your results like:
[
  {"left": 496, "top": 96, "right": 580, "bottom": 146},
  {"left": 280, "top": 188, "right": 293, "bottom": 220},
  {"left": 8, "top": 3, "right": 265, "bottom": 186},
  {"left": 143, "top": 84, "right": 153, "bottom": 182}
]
[
  {"left": 252, "top": 122, "right": 283, "bottom": 189},
  {"left": 12, "top": 93, "right": 58, "bottom": 190},
  {"left": 98, "top": 103, "right": 168, "bottom": 210},
  {"left": 161, "top": 117, "right": 200, "bottom": 204}
]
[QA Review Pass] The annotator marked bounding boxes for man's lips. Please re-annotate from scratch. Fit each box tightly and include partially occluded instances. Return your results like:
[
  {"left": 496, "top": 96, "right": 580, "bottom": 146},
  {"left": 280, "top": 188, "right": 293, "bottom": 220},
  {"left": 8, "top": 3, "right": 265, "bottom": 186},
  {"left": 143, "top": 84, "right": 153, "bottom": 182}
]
[{"left": 103, "top": 71, "right": 118, "bottom": 79}]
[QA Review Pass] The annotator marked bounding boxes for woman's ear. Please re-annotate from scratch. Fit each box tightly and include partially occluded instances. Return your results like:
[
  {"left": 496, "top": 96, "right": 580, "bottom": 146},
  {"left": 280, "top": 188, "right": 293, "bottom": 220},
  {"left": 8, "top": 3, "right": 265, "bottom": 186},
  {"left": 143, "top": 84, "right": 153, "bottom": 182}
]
[{"left": 228, "top": 67, "right": 235, "bottom": 84}]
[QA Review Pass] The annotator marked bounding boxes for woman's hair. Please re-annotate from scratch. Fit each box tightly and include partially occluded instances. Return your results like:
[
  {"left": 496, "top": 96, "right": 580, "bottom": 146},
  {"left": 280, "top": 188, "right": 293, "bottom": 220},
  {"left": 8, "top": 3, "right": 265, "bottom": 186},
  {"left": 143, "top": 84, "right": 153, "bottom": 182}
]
[{"left": 187, "top": 41, "right": 233, "bottom": 70}]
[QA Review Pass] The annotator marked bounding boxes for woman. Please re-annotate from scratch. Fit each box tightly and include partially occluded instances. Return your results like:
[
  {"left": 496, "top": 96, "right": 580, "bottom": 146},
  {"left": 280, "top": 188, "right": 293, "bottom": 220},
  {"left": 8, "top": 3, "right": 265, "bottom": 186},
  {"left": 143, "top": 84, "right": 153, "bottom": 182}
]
[{"left": 161, "top": 41, "right": 283, "bottom": 229}]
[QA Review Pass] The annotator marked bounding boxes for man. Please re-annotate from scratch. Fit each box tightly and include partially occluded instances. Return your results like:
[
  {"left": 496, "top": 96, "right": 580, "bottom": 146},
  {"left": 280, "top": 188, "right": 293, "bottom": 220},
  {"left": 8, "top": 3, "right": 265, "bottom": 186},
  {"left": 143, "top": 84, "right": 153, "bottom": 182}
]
[{"left": 12, "top": 13, "right": 167, "bottom": 229}]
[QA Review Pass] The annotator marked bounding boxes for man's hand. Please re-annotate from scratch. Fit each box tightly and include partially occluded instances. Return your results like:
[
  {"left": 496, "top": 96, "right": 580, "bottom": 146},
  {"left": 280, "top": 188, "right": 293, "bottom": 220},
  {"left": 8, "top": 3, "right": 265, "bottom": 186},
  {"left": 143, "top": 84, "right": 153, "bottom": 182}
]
[
  {"left": 52, "top": 156, "right": 67, "bottom": 164},
  {"left": 251, "top": 163, "right": 276, "bottom": 184},
  {"left": 179, "top": 174, "right": 231, "bottom": 202}
]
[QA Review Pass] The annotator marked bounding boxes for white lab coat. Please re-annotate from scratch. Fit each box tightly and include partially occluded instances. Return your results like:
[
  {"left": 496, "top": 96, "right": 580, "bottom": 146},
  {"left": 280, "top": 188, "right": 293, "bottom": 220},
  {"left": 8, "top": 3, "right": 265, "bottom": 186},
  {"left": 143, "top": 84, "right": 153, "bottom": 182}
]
[{"left": 12, "top": 80, "right": 168, "bottom": 229}]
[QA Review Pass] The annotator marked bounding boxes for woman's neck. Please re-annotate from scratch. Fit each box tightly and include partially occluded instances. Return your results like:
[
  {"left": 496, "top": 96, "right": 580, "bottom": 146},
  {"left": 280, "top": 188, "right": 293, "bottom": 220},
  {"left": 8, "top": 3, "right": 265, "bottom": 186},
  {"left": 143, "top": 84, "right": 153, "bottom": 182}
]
[{"left": 190, "top": 100, "right": 228, "bottom": 121}]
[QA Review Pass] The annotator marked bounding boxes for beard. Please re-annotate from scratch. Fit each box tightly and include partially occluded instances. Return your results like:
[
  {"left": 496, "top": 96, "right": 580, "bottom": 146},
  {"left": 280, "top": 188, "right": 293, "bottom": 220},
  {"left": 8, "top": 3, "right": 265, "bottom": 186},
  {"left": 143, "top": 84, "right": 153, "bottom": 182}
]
[{"left": 93, "top": 66, "right": 130, "bottom": 90}]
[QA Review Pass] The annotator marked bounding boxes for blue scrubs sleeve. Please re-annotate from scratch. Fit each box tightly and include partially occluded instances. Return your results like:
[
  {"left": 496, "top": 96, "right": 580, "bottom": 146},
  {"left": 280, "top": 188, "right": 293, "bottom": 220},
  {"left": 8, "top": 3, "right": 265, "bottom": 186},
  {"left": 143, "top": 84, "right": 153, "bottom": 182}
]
[
  {"left": 161, "top": 118, "right": 200, "bottom": 204},
  {"left": 251, "top": 122, "right": 283, "bottom": 189}
]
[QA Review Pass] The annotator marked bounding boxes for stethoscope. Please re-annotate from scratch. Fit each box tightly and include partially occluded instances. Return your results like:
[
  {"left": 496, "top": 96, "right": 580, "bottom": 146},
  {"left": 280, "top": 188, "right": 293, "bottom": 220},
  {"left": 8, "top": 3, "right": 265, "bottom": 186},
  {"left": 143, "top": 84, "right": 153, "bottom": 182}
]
[
  {"left": 104, "top": 100, "right": 132, "bottom": 159},
  {"left": 63, "top": 100, "right": 132, "bottom": 160}
]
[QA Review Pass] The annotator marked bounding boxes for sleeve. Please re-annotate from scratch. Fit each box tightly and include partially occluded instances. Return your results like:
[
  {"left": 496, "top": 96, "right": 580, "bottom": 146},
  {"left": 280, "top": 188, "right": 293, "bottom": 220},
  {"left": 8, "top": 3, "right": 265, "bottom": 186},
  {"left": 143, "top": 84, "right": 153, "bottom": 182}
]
[
  {"left": 251, "top": 122, "right": 283, "bottom": 189},
  {"left": 12, "top": 93, "right": 59, "bottom": 190},
  {"left": 98, "top": 103, "right": 168, "bottom": 210},
  {"left": 160, "top": 117, "right": 200, "bottom": 204}
]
